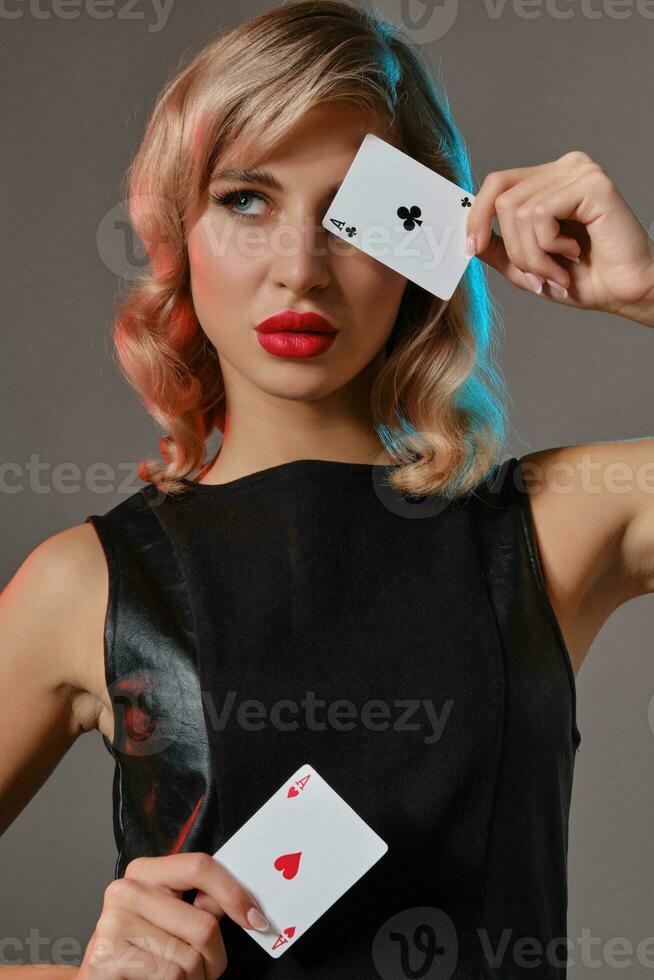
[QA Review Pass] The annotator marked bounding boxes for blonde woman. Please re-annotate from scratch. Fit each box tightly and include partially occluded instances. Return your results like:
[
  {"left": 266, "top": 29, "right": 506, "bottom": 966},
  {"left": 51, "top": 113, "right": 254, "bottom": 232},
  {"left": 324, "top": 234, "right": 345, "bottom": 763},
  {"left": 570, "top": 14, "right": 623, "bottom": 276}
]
[{"left": 2, "top": 1, "right": 653, "bottom": 978}]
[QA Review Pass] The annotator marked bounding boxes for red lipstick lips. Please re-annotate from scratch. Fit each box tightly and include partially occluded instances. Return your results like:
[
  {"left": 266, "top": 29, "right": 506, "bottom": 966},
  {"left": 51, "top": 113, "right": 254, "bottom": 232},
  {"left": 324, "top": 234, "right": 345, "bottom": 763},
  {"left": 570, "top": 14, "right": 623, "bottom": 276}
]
[{"left": 255, "top": 310, "right": 338, "bottom": 359}]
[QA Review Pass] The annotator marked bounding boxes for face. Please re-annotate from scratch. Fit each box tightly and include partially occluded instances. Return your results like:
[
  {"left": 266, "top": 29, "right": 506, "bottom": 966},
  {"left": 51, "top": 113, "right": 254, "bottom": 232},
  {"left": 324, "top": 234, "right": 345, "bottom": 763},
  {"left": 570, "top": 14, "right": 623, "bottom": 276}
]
[{"left": 186, "top": 102, "right": 409, "bottom": 405}]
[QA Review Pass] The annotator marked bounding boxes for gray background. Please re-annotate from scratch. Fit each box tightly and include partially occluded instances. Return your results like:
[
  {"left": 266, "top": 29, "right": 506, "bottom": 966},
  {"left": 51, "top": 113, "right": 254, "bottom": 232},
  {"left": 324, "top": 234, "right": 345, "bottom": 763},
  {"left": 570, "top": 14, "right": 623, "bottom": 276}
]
[{"left": 1, "top": 0, "right": 653, "bottom": 975}]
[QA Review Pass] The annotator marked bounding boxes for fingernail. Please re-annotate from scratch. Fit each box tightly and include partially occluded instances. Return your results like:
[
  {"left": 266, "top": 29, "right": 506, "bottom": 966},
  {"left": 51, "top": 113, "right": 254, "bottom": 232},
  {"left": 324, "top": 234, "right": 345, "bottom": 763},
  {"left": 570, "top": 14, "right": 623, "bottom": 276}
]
[
  {"left": 465, "top": 234, "right": 477, "bottom": 258},
  {"left": 523, "top": 272, "right": 543, "bottom": 294},
  {"left": 546, "top": 279, "right": 568, "bottom": 298},
  {"left": 247, "top": 907, "right": 269, "bottom": 931},
  {"left": 568, "top": 255, "right": 581, "bottom": 264}
]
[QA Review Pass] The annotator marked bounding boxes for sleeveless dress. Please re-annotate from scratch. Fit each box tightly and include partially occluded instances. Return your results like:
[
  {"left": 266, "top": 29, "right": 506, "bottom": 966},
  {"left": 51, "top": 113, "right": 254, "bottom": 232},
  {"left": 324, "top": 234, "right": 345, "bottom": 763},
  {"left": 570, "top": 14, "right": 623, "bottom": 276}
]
[{"left": 85, "top": 455, "right": 581, "bottom": 979}]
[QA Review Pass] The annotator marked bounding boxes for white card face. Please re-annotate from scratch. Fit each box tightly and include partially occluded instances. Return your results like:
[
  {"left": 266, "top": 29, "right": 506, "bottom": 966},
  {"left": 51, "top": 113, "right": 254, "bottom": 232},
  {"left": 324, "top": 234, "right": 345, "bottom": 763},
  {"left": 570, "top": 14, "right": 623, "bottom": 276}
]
[
  {"left": 322, "top": 133, "right": 475, "bottom": 300},
  {"left": 211, "top": 763, "right": 388, "bottom": 958}
]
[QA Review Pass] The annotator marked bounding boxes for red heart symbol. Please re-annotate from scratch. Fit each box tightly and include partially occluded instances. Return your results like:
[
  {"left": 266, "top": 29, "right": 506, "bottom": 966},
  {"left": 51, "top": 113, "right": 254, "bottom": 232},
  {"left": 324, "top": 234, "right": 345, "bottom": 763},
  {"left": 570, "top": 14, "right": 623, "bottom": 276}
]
[
  {"left": 284, "top": 927, "right": 296, "bottom": 938},
  {"left": 274, "top": 851, "right": 302, "bottom": 880},
  {"left": 287, "top": 786, "right": 299, "bottom": 798}
]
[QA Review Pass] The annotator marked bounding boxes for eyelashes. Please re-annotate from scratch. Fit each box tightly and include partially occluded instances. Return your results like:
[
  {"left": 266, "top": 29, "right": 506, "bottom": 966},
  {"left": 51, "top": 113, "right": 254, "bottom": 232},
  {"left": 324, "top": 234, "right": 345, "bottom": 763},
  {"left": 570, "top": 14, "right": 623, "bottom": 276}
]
[{"left": 210, "top": 188, "right": 269, "bottom": 222}]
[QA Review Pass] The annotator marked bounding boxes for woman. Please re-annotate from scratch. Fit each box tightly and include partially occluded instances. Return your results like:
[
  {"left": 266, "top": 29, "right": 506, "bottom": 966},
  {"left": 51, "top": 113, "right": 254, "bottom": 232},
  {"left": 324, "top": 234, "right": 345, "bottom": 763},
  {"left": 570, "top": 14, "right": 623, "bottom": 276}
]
[{"left": 2, "top": 1, "right": 653, "bottom": 978}]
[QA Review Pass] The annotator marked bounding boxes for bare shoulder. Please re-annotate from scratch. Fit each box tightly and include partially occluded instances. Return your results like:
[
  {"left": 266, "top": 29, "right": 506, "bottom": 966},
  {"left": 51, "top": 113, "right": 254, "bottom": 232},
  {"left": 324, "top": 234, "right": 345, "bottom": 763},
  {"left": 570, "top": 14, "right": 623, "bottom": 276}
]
[
  {"left": 518, "top": 440, "right": 654, "bottom": 676},
  {"left": 0, "top": 523, "right": 111, "bottom": 834},
  {"left": 3, "top": 521, "right": 110, "bottom": 735}
]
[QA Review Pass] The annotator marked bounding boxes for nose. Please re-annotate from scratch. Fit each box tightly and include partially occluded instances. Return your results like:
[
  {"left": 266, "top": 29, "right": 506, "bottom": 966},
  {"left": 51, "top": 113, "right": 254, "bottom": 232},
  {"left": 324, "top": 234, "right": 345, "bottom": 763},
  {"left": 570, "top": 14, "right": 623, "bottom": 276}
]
[{"left": 268, "top": 212, "right": 331, "bottom": 294}]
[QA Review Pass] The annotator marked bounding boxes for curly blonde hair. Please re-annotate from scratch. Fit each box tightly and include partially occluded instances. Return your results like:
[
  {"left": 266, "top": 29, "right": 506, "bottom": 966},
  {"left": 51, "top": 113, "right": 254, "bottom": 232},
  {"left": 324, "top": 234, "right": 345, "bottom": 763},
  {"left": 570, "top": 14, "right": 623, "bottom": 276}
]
[{"left": 115, "top": 0, "right": 509, "bottom": 498}]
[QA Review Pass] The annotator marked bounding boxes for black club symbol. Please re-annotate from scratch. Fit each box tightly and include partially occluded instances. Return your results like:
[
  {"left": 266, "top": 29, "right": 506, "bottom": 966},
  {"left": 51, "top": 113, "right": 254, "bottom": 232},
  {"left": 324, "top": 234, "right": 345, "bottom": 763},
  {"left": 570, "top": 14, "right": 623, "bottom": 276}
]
[
  {"left": 346, "top": 226, "right": 356, "bottom": 238},
  {"left": 397, "top": 205, "right": 423, "bottom": 231},
  {"left": 461, "top": 196, "right": 472, "bottom": 208}
]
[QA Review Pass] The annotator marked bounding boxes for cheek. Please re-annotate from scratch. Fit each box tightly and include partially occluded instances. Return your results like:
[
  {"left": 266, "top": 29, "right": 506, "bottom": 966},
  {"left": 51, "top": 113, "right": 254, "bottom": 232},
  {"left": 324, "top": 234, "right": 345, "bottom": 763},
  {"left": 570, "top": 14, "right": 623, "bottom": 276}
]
[
  {"left": 187, "top": 217, "right": 267, "bottom": 352},
  {"left": 344, "top": 254, "right": 407, "bottom": 321},
  {"left": 187, "top": 215, "right": 262, "bottom": 308},
  {"left": 187, "top": 221, "right": 221, "bottom": 305}
]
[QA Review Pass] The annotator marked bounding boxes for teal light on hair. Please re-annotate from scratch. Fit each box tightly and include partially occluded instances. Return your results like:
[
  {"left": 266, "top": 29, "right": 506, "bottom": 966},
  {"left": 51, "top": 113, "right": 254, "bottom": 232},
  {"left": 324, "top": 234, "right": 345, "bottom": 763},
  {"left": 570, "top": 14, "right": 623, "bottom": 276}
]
[{"left": 376, "top": 410, "right": 420, "bottom": 459}]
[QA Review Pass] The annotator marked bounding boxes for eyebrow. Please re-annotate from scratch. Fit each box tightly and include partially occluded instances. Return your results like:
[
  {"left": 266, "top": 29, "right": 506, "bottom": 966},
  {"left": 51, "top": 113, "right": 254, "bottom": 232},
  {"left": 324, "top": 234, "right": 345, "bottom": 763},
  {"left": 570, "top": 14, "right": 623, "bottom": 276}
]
[{"left": 210, "top": 167, "right": 343, "bottom": 199}]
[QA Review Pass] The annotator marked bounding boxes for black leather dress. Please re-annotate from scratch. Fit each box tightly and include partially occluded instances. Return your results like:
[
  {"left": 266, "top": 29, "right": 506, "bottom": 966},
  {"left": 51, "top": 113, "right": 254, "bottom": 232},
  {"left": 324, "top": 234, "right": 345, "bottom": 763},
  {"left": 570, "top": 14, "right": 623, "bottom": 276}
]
[{"left": 85, "top": 455, "right": 581, "bottom": 979}]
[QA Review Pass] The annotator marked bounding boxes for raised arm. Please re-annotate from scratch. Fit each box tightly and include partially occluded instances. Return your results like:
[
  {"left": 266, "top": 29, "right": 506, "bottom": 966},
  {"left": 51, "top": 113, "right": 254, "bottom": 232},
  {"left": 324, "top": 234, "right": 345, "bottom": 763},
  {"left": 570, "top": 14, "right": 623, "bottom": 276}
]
[{"left": 518, "top": 438, "right": 654, "bottom": 676}]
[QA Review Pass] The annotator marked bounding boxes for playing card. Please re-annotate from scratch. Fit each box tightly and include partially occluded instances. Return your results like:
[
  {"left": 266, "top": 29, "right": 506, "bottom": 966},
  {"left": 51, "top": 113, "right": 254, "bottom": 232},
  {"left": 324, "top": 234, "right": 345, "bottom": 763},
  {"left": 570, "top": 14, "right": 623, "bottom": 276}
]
[
  {"left": 322, "top": 133, "right": 475, "bottom": 300},
  {"left": 210, "top": 763, "right": 388, "bottom": 958}
]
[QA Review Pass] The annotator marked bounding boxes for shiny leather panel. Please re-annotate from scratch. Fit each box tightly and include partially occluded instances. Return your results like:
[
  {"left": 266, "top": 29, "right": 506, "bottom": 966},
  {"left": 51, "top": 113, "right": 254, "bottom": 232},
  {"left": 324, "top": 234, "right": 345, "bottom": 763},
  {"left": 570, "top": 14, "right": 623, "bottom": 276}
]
[{"left": 85, "top": 492, "right": 223, "bottom": 894}]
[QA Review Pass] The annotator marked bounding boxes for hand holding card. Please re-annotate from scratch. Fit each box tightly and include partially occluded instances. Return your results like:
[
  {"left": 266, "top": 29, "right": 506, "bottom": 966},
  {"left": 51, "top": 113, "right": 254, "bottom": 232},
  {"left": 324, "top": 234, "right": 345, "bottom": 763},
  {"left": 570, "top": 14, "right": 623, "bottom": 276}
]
[
  {"left": 210, "top": 763, "right": 388, "bottom": 959},
  {"left": 322, "top": 133, "right": 475, "bottom": 300}
]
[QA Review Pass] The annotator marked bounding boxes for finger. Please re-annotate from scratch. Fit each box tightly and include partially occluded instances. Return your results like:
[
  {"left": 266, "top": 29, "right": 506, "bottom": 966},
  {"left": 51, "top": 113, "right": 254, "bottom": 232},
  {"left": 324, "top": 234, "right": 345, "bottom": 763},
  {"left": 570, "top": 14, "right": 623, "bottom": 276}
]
[
  {"left": 113, "top": 871, "right": 228, "bottom": 980},
  {"left": 472, "top": 227, "right": 526, "bottom": 283},
  {"left": 492, "top": 197, "right": 530, "bottom": 278},
  {"left": 476, "top": 173, "right": 591, "bottom": 288},
  {"left": 124, "top": 853, "right": 268, "bottom": 933},
  {"left": 510, "top": 176, "right": 583, "bottom": 264},
  {"left": 504, "top": 178, "right": 591, "bottom": 289},
  {"left": 530, "top": 208, "right": 582, "bottom": 260},
  {"left": 492, "top": 195, "right": 562, "bottom": 288},
  {"left": 191, "top": 887, "right": 269, "bottom": 933},
  {"left": 106, "top": 875, "right": 222, "bottom": 940},
  {"left": 130, "top": 928, "right": 209, "bottom": 980},
  {"left": 193, "top": 888, "right": 225, "bottom": 918},
  {"left": 531, "top": 180, "right": 595, "bottom": 261},
  {"left": 100, "top": 890, "right": 210, "bottom": 980},
  {"left": 513, "top": 212, "right": 572, "bottom": 289},
  {"left": 88, "top": 935, "right": 184, "bottom": 979},
  {"left": 475, "top": 228, "right": 562, "bottom": 297},
  {"left": 483, "top": 173, "right": 579, "bottom": 284},
  {"left": 467, "top": 164, "right": 552, "bottom": 253},
  {"left": 467, "top": 159, "right": 594, "bottom": 259}
]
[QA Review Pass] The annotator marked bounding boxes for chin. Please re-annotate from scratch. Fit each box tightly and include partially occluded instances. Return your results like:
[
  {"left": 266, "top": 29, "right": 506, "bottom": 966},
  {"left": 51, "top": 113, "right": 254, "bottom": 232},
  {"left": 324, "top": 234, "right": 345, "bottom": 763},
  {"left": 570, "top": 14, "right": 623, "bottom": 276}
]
[{"left": 249, "top": 366, "right": 354, "bottom": 402}]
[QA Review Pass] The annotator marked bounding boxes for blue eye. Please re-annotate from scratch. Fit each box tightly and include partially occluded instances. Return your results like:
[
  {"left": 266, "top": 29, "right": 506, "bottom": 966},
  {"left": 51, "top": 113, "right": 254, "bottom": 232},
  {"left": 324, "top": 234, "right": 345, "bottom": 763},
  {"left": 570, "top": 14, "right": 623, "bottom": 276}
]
[{"left": 210, "top": 188, "right": 268, "bottom": 221}]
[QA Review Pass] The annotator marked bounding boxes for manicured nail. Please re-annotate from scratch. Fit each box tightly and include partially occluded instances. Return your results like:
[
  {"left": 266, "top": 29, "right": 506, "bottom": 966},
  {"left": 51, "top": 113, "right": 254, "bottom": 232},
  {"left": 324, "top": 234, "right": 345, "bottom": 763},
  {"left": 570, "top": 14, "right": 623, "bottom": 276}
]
[
  {"left": 568, "top": 254, "right": 581, "bottom": 264},
  {"left": 546, "top": 279, "right": 568, "bottom": 298},
  {"left": 523, "top": 272, "right": 543, "bottom": 294},
  {"left": 247, "top": 907, "right": 269, "bottom": 931},
  {"left": 465, "top": 234, "right": 477, "bottom": 258}
]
